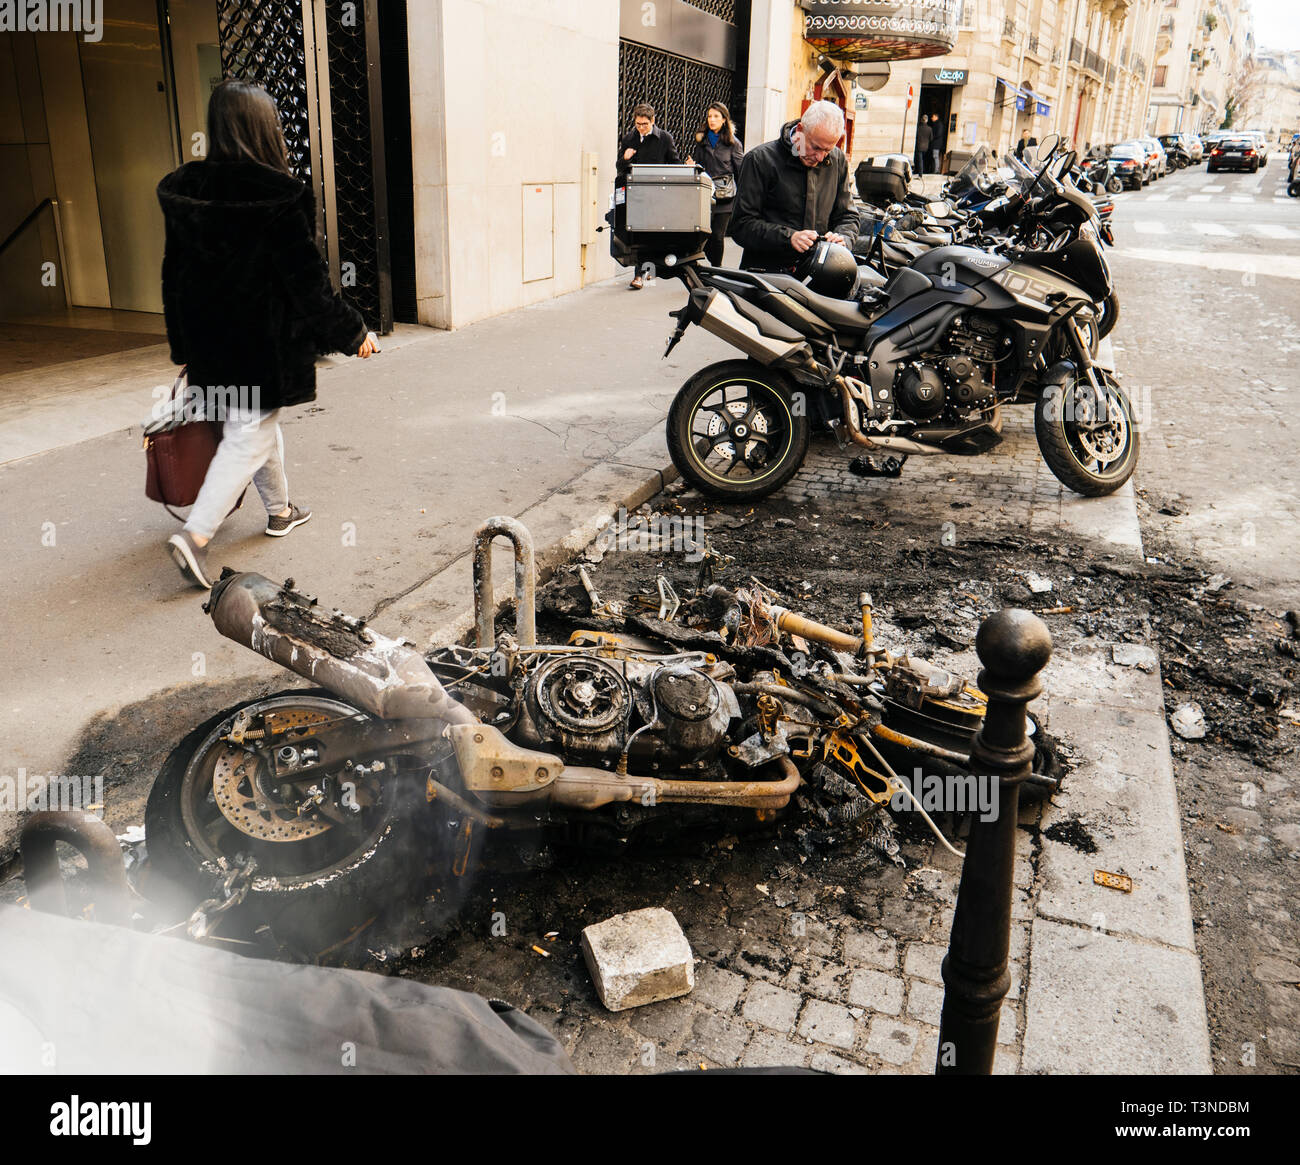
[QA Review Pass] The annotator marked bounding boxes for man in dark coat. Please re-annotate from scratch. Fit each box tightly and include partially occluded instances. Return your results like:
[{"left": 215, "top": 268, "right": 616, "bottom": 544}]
[
  {"left": 914, "top": 116, "right": 933, "bottom": 175},
  {"left": 616, "top": 103, "right": 682, "bottom": 287},
  {"left": 930, "top": 114, "right": 946, "bottom": 175},
  {"left": 729, "top": 101, "right": 859, "bottom": 274},
  {"left": 616, "top": 103, "right": 681, "bottom": 182}
]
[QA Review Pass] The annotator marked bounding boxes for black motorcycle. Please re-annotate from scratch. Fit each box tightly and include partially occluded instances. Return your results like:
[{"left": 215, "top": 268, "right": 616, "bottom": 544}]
[{"left": 630, "top": 143, "right": 1138, "bottom": 502}]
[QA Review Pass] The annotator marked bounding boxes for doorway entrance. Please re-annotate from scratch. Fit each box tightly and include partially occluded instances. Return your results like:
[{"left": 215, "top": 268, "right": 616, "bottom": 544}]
[{"left": 917, "top": 83, "right": 954, "bottom": 174}]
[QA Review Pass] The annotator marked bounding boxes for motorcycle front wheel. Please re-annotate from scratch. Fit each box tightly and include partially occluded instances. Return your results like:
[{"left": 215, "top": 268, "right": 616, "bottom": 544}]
[
  {"left": 144, "top": 690, "right": 440, "bottom": 953},
  {"left": 667, "top": 360, "right": 810, "bottom": 500},
  {"left": 1097, "top": 290, "right": 1121, "bottom": 339},
  {"left": 1034, "top": 371, "right": 1139, "bottom": 496}
]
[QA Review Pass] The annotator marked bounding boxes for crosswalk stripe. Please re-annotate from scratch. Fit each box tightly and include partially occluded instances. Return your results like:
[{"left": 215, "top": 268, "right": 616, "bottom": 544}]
[
  {"left": 1189, "top": 221, "right": 1235, "bottom": 236},
  {"left": 1188, "top": 194, "right": 1212, "bottom": 202},
  {"left": 1133, "top": 221, "right": 1168, "bottom": 234},
  {"left": 1201, "top": 185, "right": 1225, "bottom": 192},
  {"left": 1251, "top": 224, "right": 1299, "bottom": 239},
  {"left": 1230, "top": 196, "right": 1254, "bottom": 203},
  {"left": 1146, "top": 193, "right": 1171, "bottom": 202}
]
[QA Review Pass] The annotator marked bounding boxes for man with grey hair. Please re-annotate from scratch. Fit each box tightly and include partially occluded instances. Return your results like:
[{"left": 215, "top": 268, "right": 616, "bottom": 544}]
[{"left": 730, "top": 99, "right": 859, "bottom": 272}]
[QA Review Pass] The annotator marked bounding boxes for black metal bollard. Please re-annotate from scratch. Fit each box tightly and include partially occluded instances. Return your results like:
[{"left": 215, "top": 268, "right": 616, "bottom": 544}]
[{"left": 936, "top": 609, "right": 1051, "bottom": 1074}]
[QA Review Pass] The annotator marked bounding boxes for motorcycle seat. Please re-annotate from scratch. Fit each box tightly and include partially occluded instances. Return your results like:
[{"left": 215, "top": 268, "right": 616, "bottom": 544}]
[{"left": 758, "top": 273, "right": 875, "bottom": 332}]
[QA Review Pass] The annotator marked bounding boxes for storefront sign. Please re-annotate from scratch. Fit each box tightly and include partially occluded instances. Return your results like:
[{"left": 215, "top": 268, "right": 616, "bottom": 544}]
[
  {"left": 922, "top": 67, "right": 968, "bottom": 86},
  {"left": 804, "top": 0, "right": 959, "bottom": 63}
]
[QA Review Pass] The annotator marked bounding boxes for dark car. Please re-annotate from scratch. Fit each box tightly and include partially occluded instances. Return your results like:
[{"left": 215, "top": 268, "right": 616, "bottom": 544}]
[
  {"left": 1108, "top": 141, "right": 1150, "bottom": 189},
  {"left": 1207, "top": 136, "right": 1261, "bottom": 173}
]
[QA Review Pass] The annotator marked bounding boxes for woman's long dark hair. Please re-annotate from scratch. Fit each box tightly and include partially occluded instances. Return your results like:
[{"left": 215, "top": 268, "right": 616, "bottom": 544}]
[
  {"left": 207, "top": 80, "right": 291, "bottom": 173},
  {"left": 694, "top": 101, "right": 736, "bottom": 146}
]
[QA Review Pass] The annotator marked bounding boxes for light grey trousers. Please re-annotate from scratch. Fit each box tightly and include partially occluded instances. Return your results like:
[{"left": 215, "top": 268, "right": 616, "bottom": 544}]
[{"left": 184, "top": 408, "right": 288, "bottom": 541}]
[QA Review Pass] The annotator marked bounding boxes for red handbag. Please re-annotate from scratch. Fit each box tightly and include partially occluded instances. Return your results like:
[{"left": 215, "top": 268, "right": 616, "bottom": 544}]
[{"left": 143, "top": 372, "right": 244, "bottom": 521}]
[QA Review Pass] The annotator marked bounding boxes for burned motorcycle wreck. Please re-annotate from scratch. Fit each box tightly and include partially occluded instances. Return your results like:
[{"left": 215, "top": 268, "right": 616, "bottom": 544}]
[{"left": 144, "top": 520, "right": 1061, "bottom": 954}]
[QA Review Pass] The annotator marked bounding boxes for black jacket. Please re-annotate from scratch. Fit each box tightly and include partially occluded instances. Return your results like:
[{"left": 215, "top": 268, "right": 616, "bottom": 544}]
[
  {"left": 729, "top": 120, "right": 859, "bottom": 272},
  {"left": 157, "top": 160, "right": 368, "bottom": 412},
  {"left": 615, "top": 125, "right": 681, "bottom": 182},
  {"left": 691, "top": 131, "right": 745, "bottom": 206},
  {"left": 916, "top": 121, "right": 933, "bottom": 151}
]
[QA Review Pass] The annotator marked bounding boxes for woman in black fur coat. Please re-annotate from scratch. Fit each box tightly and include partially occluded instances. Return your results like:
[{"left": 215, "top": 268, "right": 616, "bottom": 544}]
[{"left": 156, "top": 80, "right": 377, "bottom": 589}]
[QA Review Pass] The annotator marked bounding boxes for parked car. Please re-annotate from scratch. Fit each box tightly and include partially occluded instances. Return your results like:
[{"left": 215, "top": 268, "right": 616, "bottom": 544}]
[
  {"left": 1207, "top": 135, "right": 1262, "bottom": 173},
  {"left": 1108, "top": 141, "right": 1151, "bottom": 189},
  {"left": 1138, "top": 136, "right": 1168, "bottom": 178},
  {"left": 1184, "top": 134, "right": 1205, "bottom": 163}
]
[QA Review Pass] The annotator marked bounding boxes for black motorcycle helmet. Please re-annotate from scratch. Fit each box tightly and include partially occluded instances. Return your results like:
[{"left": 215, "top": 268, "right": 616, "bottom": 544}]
[{"left": 793, "top": 238, "right": 859, "bottom": 299}]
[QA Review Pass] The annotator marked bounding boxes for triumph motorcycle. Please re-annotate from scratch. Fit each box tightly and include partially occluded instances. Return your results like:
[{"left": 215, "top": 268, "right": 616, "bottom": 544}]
[
  {"left": 634, "top": 140, "right": 1138, "bottom": 502},
  {"left": 143, "top": 546, "right": 1060, "bottom": 954}
]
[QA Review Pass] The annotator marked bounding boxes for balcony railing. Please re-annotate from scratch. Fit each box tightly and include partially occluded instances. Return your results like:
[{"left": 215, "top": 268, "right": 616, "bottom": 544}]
[
  {"left": 1003, "top": 16, "right": 1017, "bottom": 41},
  {"left": 1070, "top": 37, "right": 1084, "bottom": 65},
  {"left": 1085, "top": 48, "right": 1104, "bottom": 76},
  {"left": 1132, "top": 53, "right": 1147, "bottom": 78},
  {"left": 1027, "top": 34, "right": 1041, "bottom": 58}
]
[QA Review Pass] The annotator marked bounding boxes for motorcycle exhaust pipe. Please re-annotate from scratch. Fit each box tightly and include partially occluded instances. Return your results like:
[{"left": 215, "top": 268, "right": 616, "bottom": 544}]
[
  {"left": 205, "top": 571, "right": 477, "bottom": 726},
  {"left": 696, "top": 288, "right": 811, "bottom": 366}
]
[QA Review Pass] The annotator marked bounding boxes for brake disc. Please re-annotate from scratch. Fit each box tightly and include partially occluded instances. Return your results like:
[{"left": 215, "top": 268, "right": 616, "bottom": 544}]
[{"left": 211, "top": 748, "right": 333, "bottom": 842}]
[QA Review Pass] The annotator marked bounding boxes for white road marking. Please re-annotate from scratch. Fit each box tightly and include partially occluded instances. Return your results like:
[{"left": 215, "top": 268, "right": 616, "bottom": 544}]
[
  {"left": 1230, "top": 195, "right": 1255, "bottom": 204},
  {"left": 1146, "top": 193, "right": 1171, "bottom": 202},
  {"left": 1188, "top": 221, "right": 1235, "bottom": 236},
  {"left": 1132, "top": 221, "right": 1168, "bottom": 234},
  {"left": 1251, "top": 224, "right": 1299, "bottom": 239},
  {"left": 1201, "top": 185, "right": 1225, "bottom": 192},
  {"left": 1188, "top": 194, "right": 1212, "bottom": 202}
]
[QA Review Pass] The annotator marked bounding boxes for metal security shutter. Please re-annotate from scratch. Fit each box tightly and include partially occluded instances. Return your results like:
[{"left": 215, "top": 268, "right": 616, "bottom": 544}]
[{"left": 618, "top": 41, "right": 742, "bottom": 158}]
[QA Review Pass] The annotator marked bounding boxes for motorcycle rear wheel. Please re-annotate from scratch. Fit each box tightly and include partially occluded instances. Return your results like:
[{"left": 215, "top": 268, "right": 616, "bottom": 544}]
[
  {"left": 667, "top": 360, "right": 810, "bottom": 500},
  {"left": 1035, "top": 372, "right": 1139, "bottom": 497},
  {"left": 1106, "top": 176, "right": 1123, "bottom": 194},
  {"left": 144, "top": 689, "right": 440, "bottom": 953}
]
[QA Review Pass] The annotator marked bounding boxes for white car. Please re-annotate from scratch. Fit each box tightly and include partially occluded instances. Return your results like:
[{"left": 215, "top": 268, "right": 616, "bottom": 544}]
[{"left": 1244, "top": 131, "right": 1270, "bottom": 166}]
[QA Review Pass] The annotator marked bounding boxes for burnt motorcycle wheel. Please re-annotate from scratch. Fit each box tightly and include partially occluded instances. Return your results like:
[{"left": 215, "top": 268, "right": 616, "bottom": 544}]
[
  {"left": 1034, "top": 372, "right": 1139, "bottom": 496},
  {"left": 144, "top": 689, "right": 437, "bottom": 954},
  {"left": 667, "top": 360, "right": 810, "bottom": 500}
]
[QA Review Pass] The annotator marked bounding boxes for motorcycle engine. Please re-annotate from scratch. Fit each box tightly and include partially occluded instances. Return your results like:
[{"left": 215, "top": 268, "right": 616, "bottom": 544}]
[
  {"left": 525, "top": 655, "right": 632, "bottom": 758},
  {"left": 896, "top": 365, "right": 946, "bottom": 420},
  {"left": 521, "top": 655, "right": 738, "bottom": 769}
]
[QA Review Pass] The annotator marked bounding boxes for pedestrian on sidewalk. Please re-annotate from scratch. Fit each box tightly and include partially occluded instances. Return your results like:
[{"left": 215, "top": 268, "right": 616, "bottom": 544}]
[
  {"left": 930, "top": 113, "right": 945, "bottom": 176},
  {"left": 686, "top": 101, "right": 744, "bottom": 266},
  {"left": 616, "top": 103, "right": 681, "bottom": 289},
  {"left": 1015, "top": 129, "right": 1038, "bottom": 164},
  {"left": 914, "top": 115, "right": 933, "bottom": 175},
  {"left": 156, "top": 79, "right": 378, "bottom": 590}
]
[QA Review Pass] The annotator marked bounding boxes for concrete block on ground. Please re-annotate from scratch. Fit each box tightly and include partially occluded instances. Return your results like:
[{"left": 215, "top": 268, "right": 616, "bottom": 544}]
[{"left": 581, "top": 907, "right": 694, "bottom": 1012}]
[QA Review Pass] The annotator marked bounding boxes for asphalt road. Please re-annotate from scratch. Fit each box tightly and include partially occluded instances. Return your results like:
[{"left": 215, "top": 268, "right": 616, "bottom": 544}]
[
  {"left": 1107, "top": 159, "right": 1300, "bottom": 1073},
  {"left": 1107, "top": 158, "right": 1300, "bottom": 607}
]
